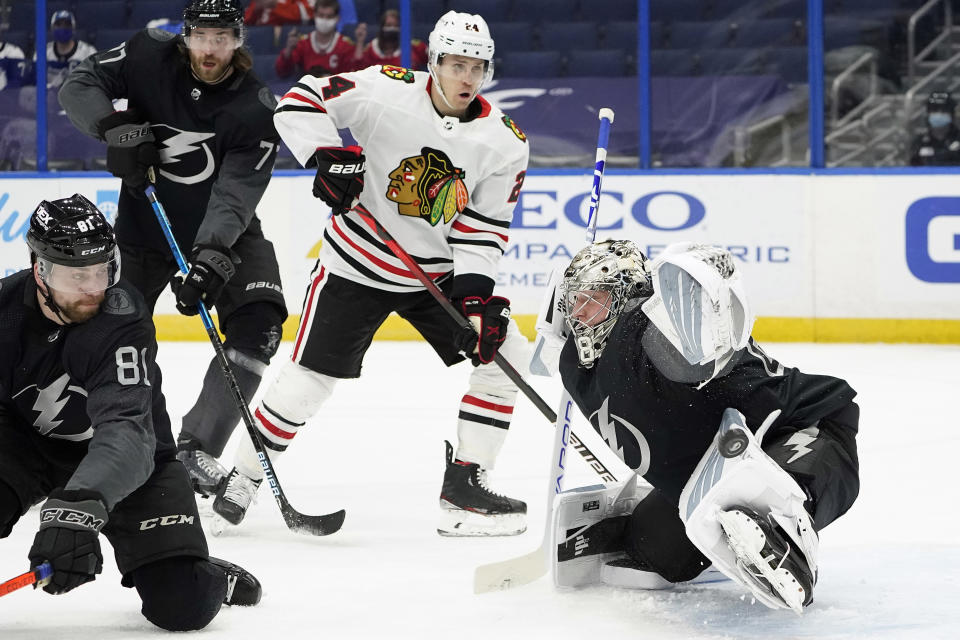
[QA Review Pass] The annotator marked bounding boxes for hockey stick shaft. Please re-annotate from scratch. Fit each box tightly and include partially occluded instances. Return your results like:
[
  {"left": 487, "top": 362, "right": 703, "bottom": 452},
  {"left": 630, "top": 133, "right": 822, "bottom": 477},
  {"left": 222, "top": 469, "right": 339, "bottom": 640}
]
[
  {"left": 0, "top": 563, "right": 51, "bottom": 597},
  {"left": 585, "top": 108, "right": 614, "bottom": 242},
  {"left": 350, "top": 204, "right": 615, "bottom": 481},
  {"left": 474, "top": 108, "right": 619, "bottom": 593},
  {"left": 145, "top": 186, "right": 344, "bottom": 536}
]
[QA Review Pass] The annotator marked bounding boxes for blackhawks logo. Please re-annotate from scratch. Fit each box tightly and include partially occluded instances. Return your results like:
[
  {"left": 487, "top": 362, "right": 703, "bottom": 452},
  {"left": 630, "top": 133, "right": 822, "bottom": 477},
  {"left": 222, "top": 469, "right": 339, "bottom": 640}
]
[
  {"left": 385, "top": 147, "right": 468, "bottom": 226},
  {"left": 502, "top": 115, "right": 526, "bottom": 142},
  {"left": 380, "top": 65, "right": 415, "bottom": 83}
]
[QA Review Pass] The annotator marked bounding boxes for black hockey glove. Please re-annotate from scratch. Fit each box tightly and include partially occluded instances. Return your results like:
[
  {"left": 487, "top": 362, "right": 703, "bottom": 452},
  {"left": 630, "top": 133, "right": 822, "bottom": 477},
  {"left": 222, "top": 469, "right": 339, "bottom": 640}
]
[
  {"left": 454, "top": 296, "right": 511, "bottom": 365},
  {"left": 170, "top": 245, "right": 237, "bottom": 316},
  {"left": 97, "top": 110, "right": 161, "bottom": 189},
  {"left": 310, "top": 145, "right": 365, "bottom": 215},
  {"left": 28, "top": 489, "right": 107, "bottom": 595}
]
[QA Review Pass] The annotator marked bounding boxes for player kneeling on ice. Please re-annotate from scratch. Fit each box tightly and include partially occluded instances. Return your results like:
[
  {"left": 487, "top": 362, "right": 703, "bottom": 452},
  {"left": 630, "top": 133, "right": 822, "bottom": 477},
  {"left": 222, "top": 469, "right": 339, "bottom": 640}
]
[
  {"left": 213, "top": 10, "right": 530, "bottom": 537},
  {"left": 0, "top": 195, "right": 261, "bottom": 630},
  {"left": 545, "top": 240, "right": 859, "bottom": 612}
]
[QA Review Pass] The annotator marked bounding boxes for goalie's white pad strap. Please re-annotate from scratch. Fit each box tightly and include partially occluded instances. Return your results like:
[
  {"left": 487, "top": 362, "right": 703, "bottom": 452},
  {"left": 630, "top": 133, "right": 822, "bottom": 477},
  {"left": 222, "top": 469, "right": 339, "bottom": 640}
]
[
  {"left": 551, "top": 475, "right": 650, "bottom": 588},
  {"left": 679, "top": 408, "right": 819, "bottom": 609},
  {"left": 530, "top": 268, "right": 568, "bottom": 377}
]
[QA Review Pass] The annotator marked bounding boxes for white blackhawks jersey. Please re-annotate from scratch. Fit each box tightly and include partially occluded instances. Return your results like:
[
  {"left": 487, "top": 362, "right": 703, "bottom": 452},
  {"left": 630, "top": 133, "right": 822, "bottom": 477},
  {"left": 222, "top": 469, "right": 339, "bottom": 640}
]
[{"left": 274, "top": 64, "right": 530, "bottom": 292}]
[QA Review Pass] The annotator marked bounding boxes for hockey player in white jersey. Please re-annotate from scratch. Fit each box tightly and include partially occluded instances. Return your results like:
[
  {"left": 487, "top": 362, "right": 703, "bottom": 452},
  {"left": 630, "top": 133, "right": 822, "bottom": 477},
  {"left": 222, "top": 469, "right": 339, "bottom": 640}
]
[{"left": 214, "top": 11, "right": 531, "bottom": 537}]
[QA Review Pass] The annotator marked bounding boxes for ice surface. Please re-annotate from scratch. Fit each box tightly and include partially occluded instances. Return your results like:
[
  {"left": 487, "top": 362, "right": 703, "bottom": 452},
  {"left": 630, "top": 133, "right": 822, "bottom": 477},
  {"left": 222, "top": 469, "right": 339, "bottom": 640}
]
[{"left": 1, "top": 341, "right": 957, "bottom": 639}]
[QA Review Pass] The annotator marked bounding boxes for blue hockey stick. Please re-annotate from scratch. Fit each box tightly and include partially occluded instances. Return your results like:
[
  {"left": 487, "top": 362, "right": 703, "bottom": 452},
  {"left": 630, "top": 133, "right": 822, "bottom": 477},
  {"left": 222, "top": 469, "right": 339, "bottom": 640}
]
[
  {"left": 584, "top": 108, "right": 615, "bottom": 242},
  {"left": 144, "top": 185, "right": 344, "bottom": 536}
]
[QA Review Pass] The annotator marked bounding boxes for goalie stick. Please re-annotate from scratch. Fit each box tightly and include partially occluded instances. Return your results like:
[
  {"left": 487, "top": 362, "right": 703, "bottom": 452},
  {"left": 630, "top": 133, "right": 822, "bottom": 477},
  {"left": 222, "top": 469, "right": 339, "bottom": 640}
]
[
  {"left": 145, "top": 186, "right": 345, "bottom": 536},
  {"left": 474, "top": 108, "right": 621, "bottom": 593},
  {"left": 0, "top": 563, "right": 51, "bottom": 597}
]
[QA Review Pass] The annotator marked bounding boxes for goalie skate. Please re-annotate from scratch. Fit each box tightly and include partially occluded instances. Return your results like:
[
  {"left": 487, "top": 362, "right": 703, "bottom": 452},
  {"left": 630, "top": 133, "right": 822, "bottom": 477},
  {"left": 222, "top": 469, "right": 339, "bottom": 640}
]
[
  {"left": 438, "top": 441, "right": 526, "bottom": 537},
  {"left": 600, "top": 557, "right": 728, "bottom": 590},
  {"left": 717, "top": 506, "right": 814, "bottom": 614}
]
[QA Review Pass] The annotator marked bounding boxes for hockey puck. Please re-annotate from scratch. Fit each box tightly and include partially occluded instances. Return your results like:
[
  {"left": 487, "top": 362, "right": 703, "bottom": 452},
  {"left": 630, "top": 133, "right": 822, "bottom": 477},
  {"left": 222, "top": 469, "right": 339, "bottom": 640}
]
[{"left": 718, "top": 428, "right": 749, "bottom": 458}]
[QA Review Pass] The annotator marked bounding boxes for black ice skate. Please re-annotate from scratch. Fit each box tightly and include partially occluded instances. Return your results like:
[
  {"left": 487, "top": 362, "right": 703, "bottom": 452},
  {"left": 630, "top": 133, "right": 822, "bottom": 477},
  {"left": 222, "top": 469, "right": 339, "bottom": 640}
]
[
  {"left": 212, "top": 468, "right": 262, "bottom": 530},
  {"left": 438, "top": 440, "right": 526, "bottom": 537},
  {"left": 209, "top": 557, "right": 262, "bottom": 606},
  {"left": 177, "top": 439, "right": 228, "bottom": 498},
  {"left": 717, "top": 506, "right": 815, "bottom": 613}
]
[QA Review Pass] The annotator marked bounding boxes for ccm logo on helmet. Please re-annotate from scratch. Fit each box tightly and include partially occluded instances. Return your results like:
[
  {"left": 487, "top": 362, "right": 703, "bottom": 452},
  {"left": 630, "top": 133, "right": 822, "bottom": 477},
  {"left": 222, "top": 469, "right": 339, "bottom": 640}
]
[
  {"left": 327, "top": 161, "right": 365, "bottom": 174},
  {"left": 80, "top": 245, "right": 106, "bottom": 256}
]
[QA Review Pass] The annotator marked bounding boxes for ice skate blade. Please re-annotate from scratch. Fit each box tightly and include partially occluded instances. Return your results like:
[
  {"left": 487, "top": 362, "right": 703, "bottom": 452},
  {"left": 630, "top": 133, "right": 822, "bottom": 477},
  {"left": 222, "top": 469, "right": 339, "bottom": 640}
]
[
  {"left": 717, "top": 509, "right": 807, "bottom": 614},
  {"left": 437, "top": 503, "right": 526, "bottom": 537}
]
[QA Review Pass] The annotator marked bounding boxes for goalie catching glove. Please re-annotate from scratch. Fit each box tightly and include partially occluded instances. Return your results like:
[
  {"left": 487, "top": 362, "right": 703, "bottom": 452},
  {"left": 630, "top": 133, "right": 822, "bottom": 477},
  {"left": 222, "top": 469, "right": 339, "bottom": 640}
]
[
  {"left": 454, "top": 296, "right": 511, "bottom": 365},
  {"left": 310, "top": 146, "right": 365, "bottom": 215}
]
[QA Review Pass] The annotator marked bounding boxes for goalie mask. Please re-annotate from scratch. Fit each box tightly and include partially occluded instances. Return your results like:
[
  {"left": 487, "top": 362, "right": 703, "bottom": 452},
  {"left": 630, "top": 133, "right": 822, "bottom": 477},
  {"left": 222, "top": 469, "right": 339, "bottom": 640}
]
[
  {"left": 640, "top": 242, "right": 754, "bottom": 386},
  {"left": 560, "top": 240, "right": 652, "bottom": 368}
]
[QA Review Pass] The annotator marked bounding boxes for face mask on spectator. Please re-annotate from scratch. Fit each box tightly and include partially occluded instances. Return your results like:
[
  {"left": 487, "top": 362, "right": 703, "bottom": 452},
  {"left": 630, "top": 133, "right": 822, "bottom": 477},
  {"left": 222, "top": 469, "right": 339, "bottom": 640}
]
[
  {"left": 928, "top": 112, "right": 952, "bottom": 128},
  {"left": 53, "top": 28, "right": 73, "bottom": 43},
  {"left": 381, "top": 26, "right": 399, "bottom": 48},
  {"left": 315, "top": 17, "right": 337, "bottom": 34}
]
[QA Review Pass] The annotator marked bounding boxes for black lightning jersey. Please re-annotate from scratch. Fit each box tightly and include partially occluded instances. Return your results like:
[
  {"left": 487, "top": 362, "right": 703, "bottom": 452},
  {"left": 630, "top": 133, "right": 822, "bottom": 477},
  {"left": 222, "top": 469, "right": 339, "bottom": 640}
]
[
  {"left": 59, "top": 29, "right": 280, "bottom": 253},
  {"left": 0, "top": 271, "right": 175, "bottom": 509},
  {"left": 559, "top": 307, "right": 857, "bottom": 503}
]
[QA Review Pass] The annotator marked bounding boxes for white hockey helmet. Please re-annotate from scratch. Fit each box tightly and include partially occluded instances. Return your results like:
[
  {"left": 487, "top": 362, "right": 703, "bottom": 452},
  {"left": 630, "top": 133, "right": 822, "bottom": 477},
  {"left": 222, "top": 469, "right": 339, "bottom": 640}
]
[
  {"left": 428, "top": 11, "right": 495, "bottom": 98},
  {"left": 560, "top": 239, "right": 652, "bottom": 368},
  {"left": 641, "top": 242, "right": 754, "bottom": 385}
]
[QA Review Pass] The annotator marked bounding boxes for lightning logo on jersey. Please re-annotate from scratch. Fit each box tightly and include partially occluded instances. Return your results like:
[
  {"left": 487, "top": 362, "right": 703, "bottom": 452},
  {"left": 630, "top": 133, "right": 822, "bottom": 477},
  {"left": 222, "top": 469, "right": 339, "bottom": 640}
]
[
  {"left": 783, "top": 426, "right": 820, "bottom": 463},
  {"left": 11, "top": 373, "right": 93, "bottom": 441},
  {"left": 385, "top": 147, "right": 468, "bottom": 226},
  {"left": 588, "top": 397, "right": 651, "bottom": 475},
  {"left": 154, "top": 125, "right": 217, "bottom": 185}
]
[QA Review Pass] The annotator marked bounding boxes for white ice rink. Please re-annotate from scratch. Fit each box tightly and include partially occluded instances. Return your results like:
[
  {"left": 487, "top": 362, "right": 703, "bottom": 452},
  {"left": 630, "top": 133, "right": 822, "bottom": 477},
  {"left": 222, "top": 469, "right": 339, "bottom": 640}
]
[{"left": 1, "top": 340, "right": 958, "bottom": 639}]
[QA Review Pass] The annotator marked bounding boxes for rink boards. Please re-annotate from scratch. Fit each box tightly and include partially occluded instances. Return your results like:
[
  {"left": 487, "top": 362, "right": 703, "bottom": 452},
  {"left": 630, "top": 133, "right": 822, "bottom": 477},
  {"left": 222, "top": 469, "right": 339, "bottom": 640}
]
[{"left": 1, "top": 171, "right": 958, "bottom": 342}]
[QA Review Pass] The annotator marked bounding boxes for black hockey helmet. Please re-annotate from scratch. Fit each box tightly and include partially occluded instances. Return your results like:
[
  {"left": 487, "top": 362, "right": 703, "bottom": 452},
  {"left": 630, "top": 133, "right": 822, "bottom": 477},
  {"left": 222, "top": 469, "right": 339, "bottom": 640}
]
[
  {"left": 182, "top": 0, "right": 245, "bottom": 45},
  {"left": 927, "top": 91, "right": 955, "bottom": 114},
  {"left": 27, "top": 194, "right": 117, "bottom": 268}
]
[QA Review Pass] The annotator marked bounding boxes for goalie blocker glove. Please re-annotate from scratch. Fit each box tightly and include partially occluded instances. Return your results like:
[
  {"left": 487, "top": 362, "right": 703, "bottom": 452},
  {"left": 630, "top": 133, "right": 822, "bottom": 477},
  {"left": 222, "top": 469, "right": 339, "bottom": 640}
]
[
  {"left": 170, "top": 245, "right": 237, "bottom": 315},
  {"left": 310, "top": 146, "right": 365, "bottom": 215},
  {"left": 455, "top": 296, "right": 511, "bottom": 365},
  {"left": 97, "top": 110, "right": 161, "bottom": 189},
  {"left": 28, "top": 489, "right": 108, "bottom": 594}
]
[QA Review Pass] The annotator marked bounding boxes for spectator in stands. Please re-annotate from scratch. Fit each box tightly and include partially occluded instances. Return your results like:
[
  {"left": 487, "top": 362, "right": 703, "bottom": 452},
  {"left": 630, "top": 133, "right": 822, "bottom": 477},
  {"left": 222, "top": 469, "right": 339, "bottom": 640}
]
[
  {"left": 275, "top": 0, "right": 355, "bottom": 78},
  {"left": 352, "top": 9, "right": 427, "bottom": 70},
  {"left": 40, "top": 10, "right": 96, "bottom": 89},
  {"left": 245, "top": 0, "right": 314, "bottom": 26},
  {"left": 909, "top": 92, "right": 960, "bottom": 166},
  {"left": 0, "top": 25, "right": 26, "bottom": 90}
]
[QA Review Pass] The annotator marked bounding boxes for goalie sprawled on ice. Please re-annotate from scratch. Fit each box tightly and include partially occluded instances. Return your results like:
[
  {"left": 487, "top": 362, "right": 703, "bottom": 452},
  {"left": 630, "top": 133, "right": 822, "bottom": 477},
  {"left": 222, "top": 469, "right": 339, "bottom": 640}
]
[{"left": 538, "top": 240, "right": 860, "bottom": 613}]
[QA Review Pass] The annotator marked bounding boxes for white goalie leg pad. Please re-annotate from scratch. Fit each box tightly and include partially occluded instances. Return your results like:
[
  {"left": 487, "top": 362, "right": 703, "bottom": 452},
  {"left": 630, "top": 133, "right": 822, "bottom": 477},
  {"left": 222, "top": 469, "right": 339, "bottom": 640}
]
[
  {"left": 679, "top": 408, "right": 819, "bottom": 612},
  {"left": 551, "top": 475, "right": 651, "bottom": 588}
]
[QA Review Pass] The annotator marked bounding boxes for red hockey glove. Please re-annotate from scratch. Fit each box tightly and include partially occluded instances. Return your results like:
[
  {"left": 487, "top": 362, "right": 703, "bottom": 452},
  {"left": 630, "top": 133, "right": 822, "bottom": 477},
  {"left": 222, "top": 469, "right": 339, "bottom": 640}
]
[
  {"left": 455, "top": 296, "right": 511, "bottom": 365},
  {"left": 310, "top": 146, "right": 365, "bottom": 215}
]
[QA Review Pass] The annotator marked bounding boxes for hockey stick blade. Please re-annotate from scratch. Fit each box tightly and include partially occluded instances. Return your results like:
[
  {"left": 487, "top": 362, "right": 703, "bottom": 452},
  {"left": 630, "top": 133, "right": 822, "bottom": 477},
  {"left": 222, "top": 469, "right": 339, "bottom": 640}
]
[
  {"left": 474, "top": 547, "right": 546, "bottom": 594},
  {"left": 283, "top": 506, "right": 346, "bottom": 536}
]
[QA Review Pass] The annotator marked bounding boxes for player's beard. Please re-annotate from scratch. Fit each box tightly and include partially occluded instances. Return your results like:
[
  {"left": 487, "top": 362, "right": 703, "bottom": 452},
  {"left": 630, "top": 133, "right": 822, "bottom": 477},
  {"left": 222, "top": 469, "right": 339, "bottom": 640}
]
[
  {"left": 51, "top": 290, "right": 105, "bottom": 323},
  {"left": 190, "top": 51, "right": 233, "bottom": 84}
]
